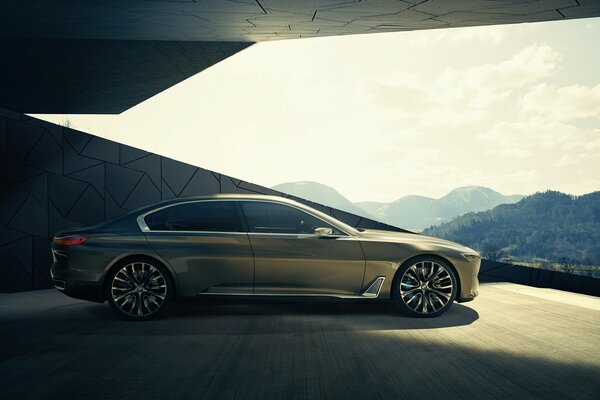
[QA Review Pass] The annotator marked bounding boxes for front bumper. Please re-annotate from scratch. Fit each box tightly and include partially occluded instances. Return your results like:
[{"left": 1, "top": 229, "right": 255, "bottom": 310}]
[{"left": 455, "top": 257, "right": 480, "bottom": 303}]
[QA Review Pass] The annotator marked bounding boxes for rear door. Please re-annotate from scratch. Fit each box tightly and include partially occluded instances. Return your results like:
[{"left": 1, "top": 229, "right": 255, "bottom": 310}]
[
  {"left": 141, "top": 200, "right": 254, "bottom": 297},
  {"left": 239, "top": 201, "right": 366, "bottom": 296}
]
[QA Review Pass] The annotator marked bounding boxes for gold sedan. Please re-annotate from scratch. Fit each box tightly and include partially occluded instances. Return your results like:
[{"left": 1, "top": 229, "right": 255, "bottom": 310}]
[{"left": 51, "top": 194, "right": 480, "bottom": 320}]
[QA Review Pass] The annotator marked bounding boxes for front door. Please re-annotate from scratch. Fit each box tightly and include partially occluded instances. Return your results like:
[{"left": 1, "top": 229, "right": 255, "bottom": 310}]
[{"left": 239, "top": 201, "right": 365, "bottom": 296}]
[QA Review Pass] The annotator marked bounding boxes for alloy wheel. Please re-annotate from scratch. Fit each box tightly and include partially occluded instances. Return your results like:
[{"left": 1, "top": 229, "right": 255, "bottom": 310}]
[
  {"left": 110, "top": 262, "right": 168, "bottom": 318},
  {"left": 399, "top": 260, "right": 453, "bottom": 315}
]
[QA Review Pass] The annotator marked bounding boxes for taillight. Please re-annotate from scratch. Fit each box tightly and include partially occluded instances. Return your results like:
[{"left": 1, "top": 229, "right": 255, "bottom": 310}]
[{"left": 54, "top": 235, "right": 88, "bottom": 246}]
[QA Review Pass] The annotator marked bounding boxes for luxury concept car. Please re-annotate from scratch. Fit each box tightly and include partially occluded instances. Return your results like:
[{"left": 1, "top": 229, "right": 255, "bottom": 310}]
[{"left": 51, "top": 194, "right": 480, "bottom": 320}]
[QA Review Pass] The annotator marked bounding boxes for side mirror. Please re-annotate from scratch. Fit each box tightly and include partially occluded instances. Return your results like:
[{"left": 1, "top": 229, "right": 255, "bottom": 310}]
[{"left": 314, "top": 227, "right": 333, "bottom": 237}]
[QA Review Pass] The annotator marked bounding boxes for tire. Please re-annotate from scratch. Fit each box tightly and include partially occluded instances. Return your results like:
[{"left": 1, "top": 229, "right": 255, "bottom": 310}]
[
  {"left": 105, "top": 258, "right": 173, "bottom": 321},
  {"left": 392, "top": 256, "right": 458, "bottom": 318}
]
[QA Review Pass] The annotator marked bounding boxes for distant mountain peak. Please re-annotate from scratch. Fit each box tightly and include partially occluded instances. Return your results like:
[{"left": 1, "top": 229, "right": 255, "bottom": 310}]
[
  {"left": 271, "top": 181, "right": 369, "bottom": 217},
  {"left": 272, "top": 181, "right": 524, "bottom": 232}
]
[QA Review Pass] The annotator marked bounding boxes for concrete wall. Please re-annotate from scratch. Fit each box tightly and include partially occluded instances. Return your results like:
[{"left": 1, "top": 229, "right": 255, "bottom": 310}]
[{"left": 0, "top": 108, "right": 402, "bottom": 292}]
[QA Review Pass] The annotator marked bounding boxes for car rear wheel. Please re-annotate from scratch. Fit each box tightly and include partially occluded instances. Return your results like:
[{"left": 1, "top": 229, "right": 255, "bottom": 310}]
[
  {"left": 106, "top": 259, "right": 172, "bottom": 320},
  {"left": 392, "top": 256, "right": 457, "bottom": 318}
]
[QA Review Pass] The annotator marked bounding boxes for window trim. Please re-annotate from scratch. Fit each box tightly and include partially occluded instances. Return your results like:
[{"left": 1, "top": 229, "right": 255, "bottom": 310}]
[
  {"left": 137, "top": 199, "right": 246, "bottom": 234},
  {"left": 136, "top": 199, "right": 353, "bottom": 237}
]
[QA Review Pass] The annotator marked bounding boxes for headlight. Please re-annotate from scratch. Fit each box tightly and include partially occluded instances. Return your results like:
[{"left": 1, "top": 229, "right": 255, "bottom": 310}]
[{"left": 461, "top": 253, "right": 481, "bottom": 262}]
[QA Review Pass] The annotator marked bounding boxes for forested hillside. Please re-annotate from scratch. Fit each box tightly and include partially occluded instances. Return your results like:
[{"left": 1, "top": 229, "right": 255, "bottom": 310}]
[{"left": 424, "top": 191, "right": 600, "bottom": 265}]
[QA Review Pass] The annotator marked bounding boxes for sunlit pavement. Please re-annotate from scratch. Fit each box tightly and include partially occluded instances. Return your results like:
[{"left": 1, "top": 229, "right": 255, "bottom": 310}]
[{"left": 1, "top": 283, "right": 598, "bottom": 399}]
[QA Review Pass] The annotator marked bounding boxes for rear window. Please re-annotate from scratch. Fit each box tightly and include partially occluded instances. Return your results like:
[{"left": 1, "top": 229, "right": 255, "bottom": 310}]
[{"left": 144, "top": 201, "right": 243, "bottom": 232}]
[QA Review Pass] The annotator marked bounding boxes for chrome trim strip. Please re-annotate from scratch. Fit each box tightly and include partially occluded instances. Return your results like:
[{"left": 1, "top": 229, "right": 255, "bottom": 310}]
[
  {"left": 137, "top": 214, "right": 150, "bottom": 232},
  {"left": 52, "top": 250, "right": 68, "bottom": 258},
  {"left": 136, "top": 198, "right": 353, "bottom": 236},
  {"left": 195, "top": 292, "right": 379, "bottom": 299},
  {"left": 195, "top": 277, "right": 386, "bottom": 299},
  {"left": 53, "top": 280, "right": 66, "bottom": 291},
  {"left": 246, "top": 232, "right": 350, "bottom": 239}
]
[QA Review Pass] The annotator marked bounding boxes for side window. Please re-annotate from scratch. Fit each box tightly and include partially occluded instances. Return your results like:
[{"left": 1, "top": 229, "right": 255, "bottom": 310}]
[
  {"left": 145, "top": 201, "right": 243, "bottom": 232},
  {"left": 240, "top": 202, "right": 341, "bottom": 235}
]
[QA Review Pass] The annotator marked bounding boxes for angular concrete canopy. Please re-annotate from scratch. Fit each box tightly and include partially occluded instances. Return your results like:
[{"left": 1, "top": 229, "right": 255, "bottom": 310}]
[{"left": 1, "top": 0, "right": 599, "bottom": 113}]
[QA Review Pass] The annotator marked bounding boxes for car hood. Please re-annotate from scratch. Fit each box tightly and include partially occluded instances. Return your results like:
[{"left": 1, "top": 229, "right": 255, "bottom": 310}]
[{"left": 356, "top": 229, "right": 477, "bottom": 253}]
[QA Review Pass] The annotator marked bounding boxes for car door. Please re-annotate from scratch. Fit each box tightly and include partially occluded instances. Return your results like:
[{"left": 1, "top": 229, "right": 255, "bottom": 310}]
[
  {"left": 141, "top": 200, "right": 254, "bottom": 297},
  {"left": 239, "top": 200, "right": 366, "bottom": 296}
]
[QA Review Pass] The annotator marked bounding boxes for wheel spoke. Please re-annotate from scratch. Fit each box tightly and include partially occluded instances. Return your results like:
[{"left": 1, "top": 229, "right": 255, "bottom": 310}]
[
  {"left": 413, "top": 293, "right": 423, "bottom": 311},
  {"left": 429, "top": 292, "right": 446, "bottom": 310},
  {"left": 114, "top": 289, "right": 137, "bottom": 301},
  {"left": 137, "top": 293, "right": 144, "bottom": 316},
  {"left": 145, "top": 290, "right": 166, "bottom": 300},
  {"left": 434, "top": 283, "right": 452, "bottom": 290},
  {"left": 401, "top": 287, "right": 420, "bottom": 297},
  {"left": 429, "top": 288, "right": 451, "bottom": 299},
  {"left": 401, "top": 281, "right": 418, "bottom": 288},
  {"left": 428, "top": 265, "right": 443, "bottom": 283}
]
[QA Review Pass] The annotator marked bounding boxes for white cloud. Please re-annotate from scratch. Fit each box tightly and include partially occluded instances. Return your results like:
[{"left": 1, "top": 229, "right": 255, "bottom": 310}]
[
  {"left": 409, "top": 25, "right": 509, "bottom": 47},
  {"left": 364, "top": 44, "right": 561, "bottom": 132},
  {"left": 478, "top": 120, "right": 578, "bottom": 149},
  {"left": 485, "top": 148, "right": 532, "bottom": 159},
  {"left": 556, "top": 153, "right": 588, "bottom": 166},
  {"left": 436, "top": 44, "right": 560, "bottom": 92},
  {"left": 521, "top": 83, "right": 600, "bottom": 121}
]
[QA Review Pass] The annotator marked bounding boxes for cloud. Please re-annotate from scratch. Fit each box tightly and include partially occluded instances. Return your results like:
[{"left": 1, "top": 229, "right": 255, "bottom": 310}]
[
  {"left": 364, "top": 44, "right": 561, "bottom": 130},
  {"left": 485, "top": 148, "right": 532, "bottom": 159},
  {"left": 521, "top": 83, "right": 600, "bottom": 121},
  {"left": 478, "top": 120, "right": 578, "bottom": 149},
  {"left": 436, "top": 44, "right": 560, "bottom": 92},
  {"left": 556, "top": 154, "right": 588, "bottom": 166},
  {"left": 409, "top": 25, "right": 509, "bottom": 47}
]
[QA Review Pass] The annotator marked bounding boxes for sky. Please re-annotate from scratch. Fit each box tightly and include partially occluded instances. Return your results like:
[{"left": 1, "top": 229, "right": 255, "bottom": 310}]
[{"left": 34, "top": 17, "right": 600, "bottom": 203}]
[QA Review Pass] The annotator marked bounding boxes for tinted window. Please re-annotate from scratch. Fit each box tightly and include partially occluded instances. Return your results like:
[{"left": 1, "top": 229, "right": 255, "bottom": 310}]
[
  {"left": 240, "top": 202, "right": 341, "bottom": 234},
  {"left": 145, "top": 201, "right": 243, "bottom": 232}
]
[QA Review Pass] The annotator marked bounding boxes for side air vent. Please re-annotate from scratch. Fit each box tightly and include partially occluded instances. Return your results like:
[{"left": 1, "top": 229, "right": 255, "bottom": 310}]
[{"left": 362, "top": 277, "right": 385, "bottom": 298}]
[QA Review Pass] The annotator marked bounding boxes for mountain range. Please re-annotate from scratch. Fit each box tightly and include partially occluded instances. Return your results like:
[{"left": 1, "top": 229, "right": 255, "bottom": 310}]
[
  {"left": 271, "top": 181, "right": 369, "bottom": 217},
  {"left": 423, "top": 191, "right": 600, "bottom": 264},
  {"left": 272, "top": 181, "right": 523, "bottom": 231}
]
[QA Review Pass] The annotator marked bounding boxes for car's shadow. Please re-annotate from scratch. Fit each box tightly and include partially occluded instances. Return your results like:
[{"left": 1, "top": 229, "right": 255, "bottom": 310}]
[{"left": 84, "top": 298, "right": 479, "bottom": 334}]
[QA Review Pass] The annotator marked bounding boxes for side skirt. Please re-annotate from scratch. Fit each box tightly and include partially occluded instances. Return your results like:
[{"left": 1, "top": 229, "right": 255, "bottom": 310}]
[{"left": 195, "top": 277, "right": 386, "bottom": 299}]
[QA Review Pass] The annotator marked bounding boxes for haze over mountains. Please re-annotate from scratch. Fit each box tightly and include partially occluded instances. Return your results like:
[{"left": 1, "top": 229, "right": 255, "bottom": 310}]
[{"left": 271, "top": 181, "right": 523, "bottom": 231}]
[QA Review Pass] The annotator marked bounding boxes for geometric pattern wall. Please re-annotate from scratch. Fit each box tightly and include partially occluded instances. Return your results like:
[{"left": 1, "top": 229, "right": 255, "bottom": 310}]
[
  {"left": 0, "top": 107, "right": 401, "bottom": 293},
  {"left": 0, "top": 39, "right": 252, "bottom": 114},
  {"left": 3, "top": 1, "right": 600, "bottom": 114},
  {"left": 2, "top": 1, "right": 599, "bottom": 43}
]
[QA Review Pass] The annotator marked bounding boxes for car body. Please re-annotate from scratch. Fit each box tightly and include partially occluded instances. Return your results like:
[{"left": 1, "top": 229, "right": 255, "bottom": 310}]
[{"left": 50, "top": 194, "right": 480, "bottom": 319}]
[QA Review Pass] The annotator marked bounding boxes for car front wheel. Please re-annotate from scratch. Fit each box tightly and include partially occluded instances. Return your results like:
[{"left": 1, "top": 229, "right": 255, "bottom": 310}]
[{"left": 392, "top": 256, "right": 457, "bottom": 317}]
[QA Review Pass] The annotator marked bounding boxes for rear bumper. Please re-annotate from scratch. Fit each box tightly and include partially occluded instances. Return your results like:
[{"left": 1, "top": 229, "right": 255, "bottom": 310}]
[{"left": 50, "top": 250, "right": 105, "bottom": 303}]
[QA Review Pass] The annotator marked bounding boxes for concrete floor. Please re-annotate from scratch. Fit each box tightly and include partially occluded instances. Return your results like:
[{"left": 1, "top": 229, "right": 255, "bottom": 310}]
[{"left": 0, "top": 283, "right": 599, "bottom": 400}]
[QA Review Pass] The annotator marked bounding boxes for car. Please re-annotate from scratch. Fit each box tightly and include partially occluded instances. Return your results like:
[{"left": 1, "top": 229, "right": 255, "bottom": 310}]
[{"left": 50, "top": 194, "right": 480, "bottom": 320}]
